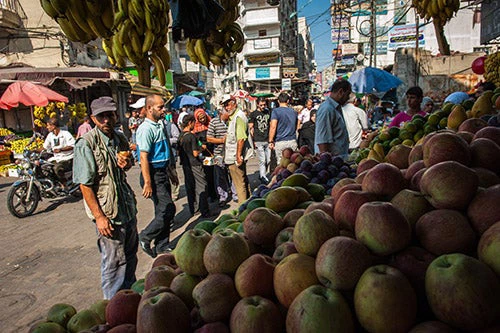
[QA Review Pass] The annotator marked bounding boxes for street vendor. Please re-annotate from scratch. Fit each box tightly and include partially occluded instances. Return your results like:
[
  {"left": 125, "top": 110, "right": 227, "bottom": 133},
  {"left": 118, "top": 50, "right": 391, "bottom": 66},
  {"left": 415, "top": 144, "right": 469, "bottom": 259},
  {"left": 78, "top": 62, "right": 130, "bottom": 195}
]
[
  {"left": 42, "top": 118, "right": 75, "bottom": 187},
  {"left": 73, "top": 96, "right": 138, "bottom": 299},
  {"left": 388, "top": 86, "right": 427, "bottom": 128}
]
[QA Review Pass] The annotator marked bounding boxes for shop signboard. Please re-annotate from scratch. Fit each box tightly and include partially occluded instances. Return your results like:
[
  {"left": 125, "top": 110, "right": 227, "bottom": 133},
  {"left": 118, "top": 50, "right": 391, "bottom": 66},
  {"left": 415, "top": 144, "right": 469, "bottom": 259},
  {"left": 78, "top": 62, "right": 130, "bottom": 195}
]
[
  {"left": 282, "top": 57, "right": 295, "bottom": 66},
  {"left": 256, "top": 67, "right": 271, "bottom": 79},
  {"left": 331, "top": 27, "right": 350, "bottom": 43},
  {"left": 254, "top": 38, "right": 272, "bottom": 49},
  {"left": 282, "top": 67, "right": 298, "bottom": 78},
  {"left": 388, "top": 24, "right": 425, "bottom": 50},
  {"left": 351, "top": 0, "right": 388, "bottom": 15},
  {"left": 342, "top": 43, "right": 359, "bottom": 55},
  {"left": 363, "top": 40, "right": 388, "bottom": 55},
  {"left": 282, "top": 78, "right": 291, "bottom": 90},
  {"left": 247, "top": 53, "right": 280, "bottom": 65}
]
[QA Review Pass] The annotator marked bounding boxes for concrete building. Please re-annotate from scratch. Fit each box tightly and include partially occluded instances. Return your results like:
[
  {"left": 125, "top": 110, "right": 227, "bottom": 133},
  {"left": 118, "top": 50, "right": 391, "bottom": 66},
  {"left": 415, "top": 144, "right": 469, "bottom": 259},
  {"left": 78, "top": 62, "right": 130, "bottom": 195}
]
[{"left": 237, "top": 0, "right": 298, "bottom": 94}]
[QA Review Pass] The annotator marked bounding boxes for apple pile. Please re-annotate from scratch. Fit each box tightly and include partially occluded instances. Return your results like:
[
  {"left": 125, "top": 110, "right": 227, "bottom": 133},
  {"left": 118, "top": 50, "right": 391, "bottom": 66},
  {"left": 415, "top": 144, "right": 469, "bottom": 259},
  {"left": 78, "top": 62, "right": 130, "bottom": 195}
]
[{"left": 33, "top": 127, "right": 500, "bottom": 332}]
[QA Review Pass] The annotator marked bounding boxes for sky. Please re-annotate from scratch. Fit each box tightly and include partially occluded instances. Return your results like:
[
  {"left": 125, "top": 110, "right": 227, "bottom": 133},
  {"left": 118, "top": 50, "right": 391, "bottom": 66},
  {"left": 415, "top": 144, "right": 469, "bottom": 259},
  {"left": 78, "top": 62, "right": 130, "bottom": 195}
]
[{"left": 297, "top": 0, "right": 333, "bottom": 72}]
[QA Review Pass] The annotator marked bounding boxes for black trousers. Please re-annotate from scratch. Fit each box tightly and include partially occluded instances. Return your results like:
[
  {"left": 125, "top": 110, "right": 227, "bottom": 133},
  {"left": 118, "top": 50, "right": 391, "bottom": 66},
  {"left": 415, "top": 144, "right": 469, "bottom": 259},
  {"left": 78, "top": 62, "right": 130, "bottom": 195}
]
[
  {"left": 139, "top": 168, "right": 175, "bottom": 251},
  {"left": 182, "top": 164, "right": 209, "bottom": 216}
]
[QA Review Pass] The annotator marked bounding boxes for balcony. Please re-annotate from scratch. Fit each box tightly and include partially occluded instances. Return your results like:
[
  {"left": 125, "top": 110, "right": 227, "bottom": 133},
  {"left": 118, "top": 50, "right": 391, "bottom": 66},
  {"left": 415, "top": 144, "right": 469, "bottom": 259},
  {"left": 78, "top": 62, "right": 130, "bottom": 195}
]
[{"left": 0, "top": 0, "right": 26, "bottom": 31}]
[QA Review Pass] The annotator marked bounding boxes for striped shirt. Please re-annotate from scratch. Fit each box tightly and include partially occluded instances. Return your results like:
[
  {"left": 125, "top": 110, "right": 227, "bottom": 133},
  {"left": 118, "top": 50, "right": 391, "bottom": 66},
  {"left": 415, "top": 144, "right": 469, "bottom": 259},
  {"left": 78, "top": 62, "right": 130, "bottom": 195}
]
[{"left": 207, "top": 116, "right": 227, "bottom": 156}]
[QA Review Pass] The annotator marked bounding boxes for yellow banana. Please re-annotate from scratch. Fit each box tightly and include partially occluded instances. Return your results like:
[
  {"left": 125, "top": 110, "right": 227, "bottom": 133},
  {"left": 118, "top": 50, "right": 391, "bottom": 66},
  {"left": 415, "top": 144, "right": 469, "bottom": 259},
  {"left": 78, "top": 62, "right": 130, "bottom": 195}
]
[
  {"left": 144, "top": 9, "right": 154, "bottom": 31},
  {"left": 151, "top": 53, "right": 166, "bottom": 86},
  {"left": 130, "top": 0, "right": 145, "bottom": 20},
  {"left": 112, "top": 33, "right": 126, "bottom": 57},
  {"left": 210, "top": 54, "right": 223, "bottom": 66},
  {"left": 142, "top": 30, "right": 156, "bottom": 54},
  {"left": 118, "top": 0, "right": 128, "bottom": 15},
  {"left": 129, "top": 27, "right": 144, "bottom": 57},
  {"left": 195, "top": 39, "right": 210, "bottom": 67},
  {"left": 57, "top": 17, "right": 91, "bottom": 43},
  {"left": 101, "top": 38, "right": 116, "bottom": 66}
]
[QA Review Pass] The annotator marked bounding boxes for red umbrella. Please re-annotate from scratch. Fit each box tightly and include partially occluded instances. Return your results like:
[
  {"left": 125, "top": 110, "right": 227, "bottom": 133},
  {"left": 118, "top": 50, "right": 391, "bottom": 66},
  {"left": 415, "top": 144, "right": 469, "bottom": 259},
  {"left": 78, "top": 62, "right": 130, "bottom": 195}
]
[
  {"left": 232, "top": 89, "right": 250, "bottom": 99},
  {"left": 0, "top": 80, "right": 68, "bottom": 110}
]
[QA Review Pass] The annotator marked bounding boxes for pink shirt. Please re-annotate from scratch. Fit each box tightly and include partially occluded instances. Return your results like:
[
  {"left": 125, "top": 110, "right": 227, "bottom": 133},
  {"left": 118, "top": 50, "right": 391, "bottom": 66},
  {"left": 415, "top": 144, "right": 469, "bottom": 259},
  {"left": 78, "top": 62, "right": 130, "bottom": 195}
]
[
  {"left": 389, "top": 110, "right": 427, "bottom": 128},
  {"left": 77, "top": 122, "right": 92, "bottom": 138}
]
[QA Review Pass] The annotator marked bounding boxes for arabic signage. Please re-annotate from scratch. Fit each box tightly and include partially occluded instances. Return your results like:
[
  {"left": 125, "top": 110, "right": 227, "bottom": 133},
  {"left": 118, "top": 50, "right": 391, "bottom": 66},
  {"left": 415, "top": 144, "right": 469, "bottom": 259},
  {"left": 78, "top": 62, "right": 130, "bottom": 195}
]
[
  {"left": 388, "top": 24, "right": 425, "bottom": 50},
  {"left": 256, "top": 67, "right": 270, "bottom": 79},
  {"left": 331, "top": 27, "right": 350, "bottom": 43},
  {"left": 282, "top": 78, "right": 291, "bottom": 90},
  {"left": 246, "top": 53, "right": 280, "bottom": 65},
  {"left": 342, "top": 43, "right": 359, "bottom": 55}
]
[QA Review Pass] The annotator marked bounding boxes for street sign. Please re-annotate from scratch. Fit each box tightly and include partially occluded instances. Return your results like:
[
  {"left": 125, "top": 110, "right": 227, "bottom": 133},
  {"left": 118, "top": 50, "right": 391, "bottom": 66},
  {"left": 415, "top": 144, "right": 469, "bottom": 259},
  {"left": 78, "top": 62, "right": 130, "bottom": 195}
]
[
  {"left": 282, "top": 57, "right": 295, "bottom": 66},
  {"left": 282, "top": 78, "right": 291, "bottom": 90}
]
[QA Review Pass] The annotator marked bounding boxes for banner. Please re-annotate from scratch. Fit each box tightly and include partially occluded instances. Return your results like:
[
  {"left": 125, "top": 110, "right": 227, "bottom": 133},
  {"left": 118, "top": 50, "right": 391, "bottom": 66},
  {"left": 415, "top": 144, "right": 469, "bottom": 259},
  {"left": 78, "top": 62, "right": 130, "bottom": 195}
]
[{"left": 388, "top": 24, "right": 425, "bottom": 51}]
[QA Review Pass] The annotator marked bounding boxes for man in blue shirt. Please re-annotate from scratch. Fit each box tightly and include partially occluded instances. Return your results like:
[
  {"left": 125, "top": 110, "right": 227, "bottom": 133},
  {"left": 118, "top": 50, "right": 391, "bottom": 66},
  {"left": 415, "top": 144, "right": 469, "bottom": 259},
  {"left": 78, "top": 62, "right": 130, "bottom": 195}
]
[
  {"left": 268, "top": 92, "right": 298, "bottom": 165},
  {"left": 315, "top": 80, "right": 351, "bottom": 157},
  {"left": 136, "top": 94, "right": 177, "bottom": 257}
]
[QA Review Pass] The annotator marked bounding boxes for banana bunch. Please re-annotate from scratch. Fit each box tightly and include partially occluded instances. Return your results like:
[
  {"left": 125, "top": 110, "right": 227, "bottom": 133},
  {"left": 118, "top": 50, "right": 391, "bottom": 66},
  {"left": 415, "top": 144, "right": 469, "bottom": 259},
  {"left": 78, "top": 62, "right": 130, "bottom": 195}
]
[
  {"left": 0, "top": 128, "right": 14, "bottom": 136},
  {"left": 484, "top": 52, "right": 500, "bottom": 86},
  {"left": 40, "top": 0, "right": 114, "bottom": 43},
  {"left": 412, "top": 0, "right": 460, "bottom": 25},
  {"left": 7, "top": 138, "right": 43, "bottom": 154},
  {"left": 103, "top": 0, "right": 171, "bottom": 87},
  {"left": 216, "top": 0, "right": 241, "bottom": 30},
  {"left": 67, "top": 103, "right": 88, "bottom": 120},
  {"left": 187, "top": 22, "right": 245, "bottom": 68}
]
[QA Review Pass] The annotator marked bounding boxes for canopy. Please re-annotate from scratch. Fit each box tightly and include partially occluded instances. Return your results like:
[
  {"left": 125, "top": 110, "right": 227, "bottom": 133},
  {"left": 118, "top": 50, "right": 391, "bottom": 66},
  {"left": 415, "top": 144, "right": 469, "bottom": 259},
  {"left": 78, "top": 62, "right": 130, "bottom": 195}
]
[
  {"left": 0, "top": 80, "right": 68, "bottom": 110},
  {"left": 251, "top": 92, "right": 276, "bottom": 98},
  {"left": 348, "top": 67, "right": 403, "bottom": 94},
  {"left": 187, "top": 90, "right": 206, "bottom": 97},
  {"left": 232, "top": 89, "right": 250, "bottom": 99},
  {"left": 171, "top": 95, "right": 203, "bottom": 109}
]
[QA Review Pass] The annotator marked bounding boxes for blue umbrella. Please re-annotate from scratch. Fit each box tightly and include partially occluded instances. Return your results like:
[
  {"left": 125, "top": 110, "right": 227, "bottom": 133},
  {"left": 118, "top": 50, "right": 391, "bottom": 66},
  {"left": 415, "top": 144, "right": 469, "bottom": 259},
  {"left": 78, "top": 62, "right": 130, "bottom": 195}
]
[
  {"left": 348, "top": 67, "right": 403, "bottom": 94},
  {"left": 171, "top": 95, "right": 203, "bottom": 109},
  {"left": 444, "top": 91, "right": 470, "bottom": 104}
]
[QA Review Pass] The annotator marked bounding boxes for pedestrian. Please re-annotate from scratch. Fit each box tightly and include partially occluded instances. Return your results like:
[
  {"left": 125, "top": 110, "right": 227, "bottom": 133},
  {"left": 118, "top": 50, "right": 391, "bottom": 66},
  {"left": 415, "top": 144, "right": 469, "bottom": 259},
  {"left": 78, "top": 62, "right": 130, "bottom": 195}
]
[
  {"left": 315, "top": 79, "right": 351, "bottom": 156},
  {"left": 389, "top": 86, "right": 426, "bottom": 128},
  {"left": 179, "top": 114, "right": 210, "bottom": 217},
  {"left": 178, "top": 107, "right": 189, "bottom": 129},
  {"left": 298, "top": 109, "right": 316, "bottom": 153},
  {"left": 297, "top": 98, "right": 314, "bottom": 130},
  {"left": 76, "top": 116, "right": 92, "bottom": 139},
  {"left": 268, "top": 92, "right": 298, "bottom": 165},
  {"left": 128, "top": 110, "right": 139, "bottom": 144},
  {"left": 73, "top": 96, "right": 138, "bottom": 299},
  {"left": 221, "top": 94, "right": 251, "bottom": 205},
  {"left": 193, "top": 107, "right": 217, "bottom": 202},
  {"left": 207, "top": 107, "right": 232, "bottom": 206},
  {"left": 130, "top": 98, "right": 146, "bottom": 135},
  {"left": 43, "top": 117, "right": 75, "bottom": 188},
  {"left": 136, "top": 94, "right": 177, "bottom": 257},
  {"left": 162, "top": 109, "right": 181, "bottom": 201},
  {"left": 421, "top": 96, "right": 434, "bottom": 114},
  {"left": 248, "top": 97, "right": 271, "bottom": 184},
  {"left": 343, "top": 95, "right": 369, "bottom": 150}
]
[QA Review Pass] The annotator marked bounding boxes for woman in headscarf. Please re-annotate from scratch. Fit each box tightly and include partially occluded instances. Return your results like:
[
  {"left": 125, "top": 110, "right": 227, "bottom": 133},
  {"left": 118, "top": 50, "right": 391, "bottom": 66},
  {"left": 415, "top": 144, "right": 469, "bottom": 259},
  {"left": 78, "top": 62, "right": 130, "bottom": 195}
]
[
  {"left": 192, "top": 107, "right": 217, "bottom": 202},
  {"left": 421, "top": 96, "right": 434, "bottom": 114}
]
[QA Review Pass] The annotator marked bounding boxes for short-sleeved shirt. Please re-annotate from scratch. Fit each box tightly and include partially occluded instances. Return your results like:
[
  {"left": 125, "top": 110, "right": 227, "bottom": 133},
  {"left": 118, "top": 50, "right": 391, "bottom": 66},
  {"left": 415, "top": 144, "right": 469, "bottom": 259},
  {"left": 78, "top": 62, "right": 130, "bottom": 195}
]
[
  {"left": 73, "top": 130, "right": 135, "bottom": 224},
  {"left": 389, "top": 110, "right": 427, "bottom": 128},
  {"left": 248, "top": 110, "right": 270, "bottom": 142},
  {"left": 314, "top": 97, "right": 349, "bottom": 156},
  {"left": 207, "top": 116, "right": 227, "bottom": 156},
  {"left": 77, "top": 122, "right": 92, "bottom": 138},
  {"left": 229, "top": 111, "right": 248, "bottom": 141},
  {"left": 136, "top": 118, "right": 171, "bottom": 169},
  {"left": 179, "top": 131, "right": 202, "bottom": 167},
  {"left": 43, "top": 129, "right": 75, "bottom": 162},
  {"left": 298, "top": 108, "right": 312, "bottom": 124},
  {"left": 270, "top": 106, "right": 297, "bottom": 142},
  {"left": 342, "top": 103, "right": 368, "bottom": 149},
  {"left": 128, "top": 116, "right": 138, "bottom": 133}
]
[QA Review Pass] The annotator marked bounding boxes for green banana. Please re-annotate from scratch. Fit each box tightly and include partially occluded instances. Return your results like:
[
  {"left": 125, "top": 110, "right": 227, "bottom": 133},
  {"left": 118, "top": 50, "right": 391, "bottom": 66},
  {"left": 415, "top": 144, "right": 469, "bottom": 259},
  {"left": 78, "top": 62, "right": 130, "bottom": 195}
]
[
  {"left": 112, "top": 34, "right": 126, "bottom": 58},
  {"left": 118, "top": 19, "right": 133, "bottom": 45},
  {"left": 186, "top": 39, "right": 199, "bottom": 64},
  {"left": 102, "top": 38, "right": 116, "bottom": 66},
  {"left": 40, "top": 0, "right": 59, "bottom": 19},
  {"left": 210, "top": 54, "right": 223, "bottom": 66},
  {"left": 129, "top": 27, "right": 143, "bottom": 57},
  {"left": 101, "top": 4, "right": 114, "bottom": 30},
  {"left": 195, "top": 39, "right": 210, "bottom": 68},
  {"left": 151, "top": 53, "right": 166, "bottom": 86},
  {"left": 87, "top": 16, "right": 111, "bottom": 38},
  {"left": 49, "top": 0, "right": 67, "bottom": 16},
  {"left": 84, "top": 0, "right": 102, "bottom": 13},
  {"left": 142, "top": 30, "right": 155, "bottom": 54},
  {"left": 156, "top": 46, "right": 171, "bottom": 70}
]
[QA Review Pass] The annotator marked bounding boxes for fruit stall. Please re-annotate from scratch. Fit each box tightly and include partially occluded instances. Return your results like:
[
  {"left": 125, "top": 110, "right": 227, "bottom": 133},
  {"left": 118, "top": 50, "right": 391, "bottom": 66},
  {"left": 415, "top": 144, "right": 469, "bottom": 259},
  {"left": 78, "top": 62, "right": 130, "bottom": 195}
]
[{"left": 27, "top": 76, "right": 500, "bottom": 332}]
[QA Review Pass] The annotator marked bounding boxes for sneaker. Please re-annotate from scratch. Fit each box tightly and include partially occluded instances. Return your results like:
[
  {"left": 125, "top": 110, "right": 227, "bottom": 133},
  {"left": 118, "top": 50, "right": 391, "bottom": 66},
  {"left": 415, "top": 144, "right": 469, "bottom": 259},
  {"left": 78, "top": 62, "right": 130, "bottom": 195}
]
[{"left": 140, "top": 240, "right": 157, "bottom": 258}]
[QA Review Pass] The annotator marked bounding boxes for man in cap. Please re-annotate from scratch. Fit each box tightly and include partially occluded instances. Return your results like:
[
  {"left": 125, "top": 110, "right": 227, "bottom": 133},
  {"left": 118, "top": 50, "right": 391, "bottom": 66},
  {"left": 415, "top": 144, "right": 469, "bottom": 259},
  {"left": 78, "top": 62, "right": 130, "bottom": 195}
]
[
  {"left": 73, "top": 96, "right": 138, "bottom": 299},
  {"left": 221, "top": 94, "right": 251, "bottom": 205}
]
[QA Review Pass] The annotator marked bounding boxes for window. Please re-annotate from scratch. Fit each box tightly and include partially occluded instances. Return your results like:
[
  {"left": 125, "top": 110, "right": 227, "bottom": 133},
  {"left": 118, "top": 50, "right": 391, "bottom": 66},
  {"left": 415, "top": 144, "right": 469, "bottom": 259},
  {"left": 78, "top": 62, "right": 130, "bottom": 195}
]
[{"left": 259, "top": 30, "right": 267, "bottom": 37}]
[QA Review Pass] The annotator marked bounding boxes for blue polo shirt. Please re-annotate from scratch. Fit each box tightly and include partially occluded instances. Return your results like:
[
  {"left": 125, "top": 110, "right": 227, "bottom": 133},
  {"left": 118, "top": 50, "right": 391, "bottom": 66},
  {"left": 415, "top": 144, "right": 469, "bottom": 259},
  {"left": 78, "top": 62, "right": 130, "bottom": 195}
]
[
  {"left": 314, "top": 97, "right": 349, "bottom": 156},
  {"left": 136, "top": 118, "right": 170, "bottom": 168}
]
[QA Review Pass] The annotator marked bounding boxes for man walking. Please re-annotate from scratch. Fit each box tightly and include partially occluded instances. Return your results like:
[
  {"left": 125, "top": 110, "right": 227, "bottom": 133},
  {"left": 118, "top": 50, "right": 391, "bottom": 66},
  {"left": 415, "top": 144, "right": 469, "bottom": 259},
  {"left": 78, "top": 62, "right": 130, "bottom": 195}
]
[
  {"left": 248, "top": 98, "right": 271, "bottom": 184},
  {"left": 73, "top": 96, "right": 138, "bottom": 299},
  {"left": 136, "top": 94, "right": 177, "bottom": 257},
  {"left": 222, "top": 94, "right": 251, "bottom": 205},
  {"left": 343, "top": 95, "right": 368, "bottom": 150},
  {"left": 315, "top": 80, "right": 352, "bottom": 157},
  {"left": 268, "top": 92, "right": 297, "bottom": 165}
]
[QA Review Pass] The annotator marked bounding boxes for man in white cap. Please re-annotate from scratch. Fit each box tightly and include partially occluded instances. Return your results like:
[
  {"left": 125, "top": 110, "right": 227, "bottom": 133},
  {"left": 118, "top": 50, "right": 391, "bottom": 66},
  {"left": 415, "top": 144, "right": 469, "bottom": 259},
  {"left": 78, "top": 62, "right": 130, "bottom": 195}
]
[
  {"left": 73, "top": 96, "right": 138, "bottom": 299},
  {"left": 221, "top": 94, "right": 251, "bottom": 205},
  {"left": 129, "top": 98, "right": 146, "bottom": 143}
]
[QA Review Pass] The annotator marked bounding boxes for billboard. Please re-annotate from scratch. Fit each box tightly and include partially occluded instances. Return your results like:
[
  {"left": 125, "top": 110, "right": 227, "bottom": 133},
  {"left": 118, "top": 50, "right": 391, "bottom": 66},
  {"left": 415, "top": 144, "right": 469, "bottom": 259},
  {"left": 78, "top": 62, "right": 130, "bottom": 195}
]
[
  {"left": 388, "top": 24, "right": 425, "bottom": 51},
  {"left": 351, "top": 0, "right": 388, "bottom": 16}
]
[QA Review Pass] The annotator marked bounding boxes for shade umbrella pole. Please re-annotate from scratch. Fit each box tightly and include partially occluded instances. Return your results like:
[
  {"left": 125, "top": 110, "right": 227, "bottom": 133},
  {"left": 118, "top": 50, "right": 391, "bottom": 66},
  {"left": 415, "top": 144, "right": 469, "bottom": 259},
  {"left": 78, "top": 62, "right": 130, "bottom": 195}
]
[{"left": 30, "top": 105, "right": 35, "bottom": 128}]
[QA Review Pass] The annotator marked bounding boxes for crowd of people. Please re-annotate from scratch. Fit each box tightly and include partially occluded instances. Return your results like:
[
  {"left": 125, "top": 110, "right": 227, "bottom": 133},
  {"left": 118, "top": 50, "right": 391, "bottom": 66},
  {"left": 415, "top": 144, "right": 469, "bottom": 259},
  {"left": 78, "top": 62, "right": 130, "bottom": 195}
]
[{"left": 31, "top": 77, "right": 495, "bottom": 300}]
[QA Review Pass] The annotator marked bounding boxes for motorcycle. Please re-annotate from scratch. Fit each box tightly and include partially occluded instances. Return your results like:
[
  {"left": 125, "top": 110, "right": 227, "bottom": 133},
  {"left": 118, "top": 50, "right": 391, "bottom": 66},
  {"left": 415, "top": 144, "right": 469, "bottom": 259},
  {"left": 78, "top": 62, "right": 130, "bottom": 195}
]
[{"left": 7, "top": 149, "right": 80, "bottom": 218}]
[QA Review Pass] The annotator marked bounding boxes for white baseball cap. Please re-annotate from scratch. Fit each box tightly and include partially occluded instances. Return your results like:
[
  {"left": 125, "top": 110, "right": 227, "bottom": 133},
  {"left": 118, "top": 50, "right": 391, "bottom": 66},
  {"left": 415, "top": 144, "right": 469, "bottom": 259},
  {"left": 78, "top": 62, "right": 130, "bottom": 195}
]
[
  {"left": 220, "top": 94, "right": 235, "bottom": 105},
  {"left": 130, "top": 97, "right": 146, "bottom": 109}
]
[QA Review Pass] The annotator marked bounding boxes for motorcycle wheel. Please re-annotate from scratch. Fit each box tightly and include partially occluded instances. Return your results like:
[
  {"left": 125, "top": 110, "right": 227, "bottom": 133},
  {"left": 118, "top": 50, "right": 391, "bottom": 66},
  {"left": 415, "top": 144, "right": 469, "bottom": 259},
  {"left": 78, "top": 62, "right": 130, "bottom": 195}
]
[{"left": 7, "top": 182, "right": 40, "bottom": 218}]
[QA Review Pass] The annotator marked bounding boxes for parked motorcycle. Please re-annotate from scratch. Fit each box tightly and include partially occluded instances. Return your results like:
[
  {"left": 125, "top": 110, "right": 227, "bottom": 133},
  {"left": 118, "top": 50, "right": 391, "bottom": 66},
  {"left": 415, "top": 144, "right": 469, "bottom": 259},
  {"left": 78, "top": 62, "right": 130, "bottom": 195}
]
[{"left": 7, "top": 149, "right": 79, "bottom": 218}]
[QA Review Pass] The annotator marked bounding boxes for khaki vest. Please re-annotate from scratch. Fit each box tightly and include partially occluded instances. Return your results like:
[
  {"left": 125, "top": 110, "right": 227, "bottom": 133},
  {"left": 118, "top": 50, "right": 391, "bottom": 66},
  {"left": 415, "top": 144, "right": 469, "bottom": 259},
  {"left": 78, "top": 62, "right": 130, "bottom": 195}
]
[{"left": 80, "top": 128, "right": 137, "bottom": 222}]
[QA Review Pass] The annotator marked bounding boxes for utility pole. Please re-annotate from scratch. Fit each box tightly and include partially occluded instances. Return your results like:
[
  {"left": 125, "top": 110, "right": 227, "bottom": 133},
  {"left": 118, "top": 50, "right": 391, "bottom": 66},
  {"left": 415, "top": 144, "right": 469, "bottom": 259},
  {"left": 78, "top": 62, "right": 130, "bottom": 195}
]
[
  {"left": 369, "top": 0, "right": 376, "bottom": 67},
  {"left": 415, "top": 13, "right": 420, "bottom": 86}
]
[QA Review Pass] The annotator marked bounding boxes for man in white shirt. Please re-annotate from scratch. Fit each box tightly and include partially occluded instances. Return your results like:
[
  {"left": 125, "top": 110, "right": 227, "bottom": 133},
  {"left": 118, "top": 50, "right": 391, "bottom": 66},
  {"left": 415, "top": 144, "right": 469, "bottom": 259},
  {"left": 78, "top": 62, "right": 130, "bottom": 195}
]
[
  {"left": 43, "top": 117, "right": 75, "bottom": 185},
  {"left": 297, "top": 98, "right": 314, "bottom": 130},
  {"left": 342, "top": 96, "right": 368, "bottom": 150}
]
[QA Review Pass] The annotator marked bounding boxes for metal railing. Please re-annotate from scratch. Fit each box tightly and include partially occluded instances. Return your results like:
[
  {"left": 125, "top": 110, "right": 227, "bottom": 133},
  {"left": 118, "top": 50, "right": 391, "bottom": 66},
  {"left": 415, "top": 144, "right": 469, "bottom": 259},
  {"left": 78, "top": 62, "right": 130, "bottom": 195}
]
[{"left": 0, "top": 0, "right": 27, "bottom": 20}]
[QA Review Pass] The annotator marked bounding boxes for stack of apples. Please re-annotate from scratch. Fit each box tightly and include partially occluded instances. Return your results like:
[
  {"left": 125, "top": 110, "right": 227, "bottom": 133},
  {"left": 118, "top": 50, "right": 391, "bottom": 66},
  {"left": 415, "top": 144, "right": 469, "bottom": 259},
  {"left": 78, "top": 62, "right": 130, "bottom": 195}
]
[{"left": 32, "top": 126, "right": 500, "bottom": 332}]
